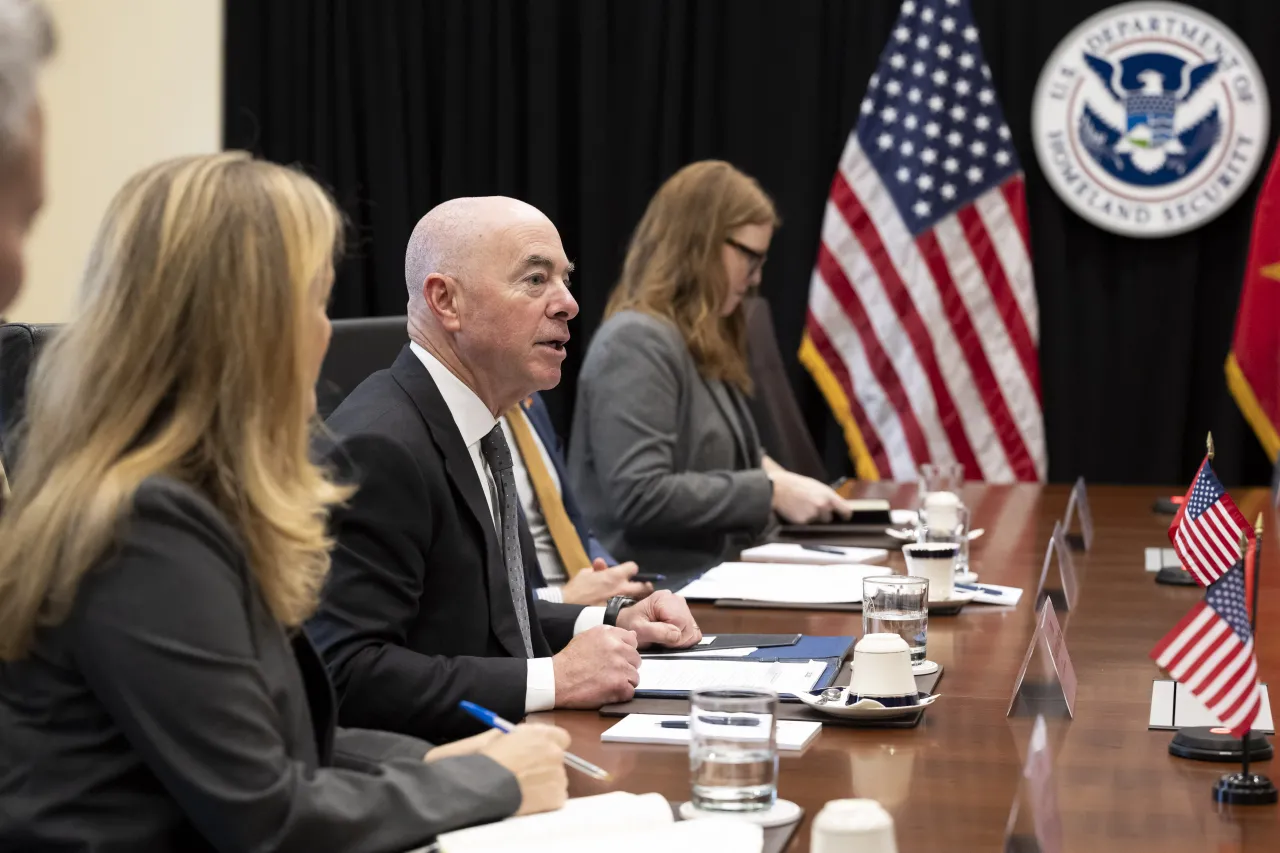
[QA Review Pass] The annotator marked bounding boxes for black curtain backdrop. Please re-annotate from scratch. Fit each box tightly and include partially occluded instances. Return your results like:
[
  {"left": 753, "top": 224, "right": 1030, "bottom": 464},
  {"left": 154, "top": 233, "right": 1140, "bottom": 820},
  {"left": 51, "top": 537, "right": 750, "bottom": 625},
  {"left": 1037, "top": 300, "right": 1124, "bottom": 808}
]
[{"left": 224, "top": 0, "right": 1280, "bottom": 487}]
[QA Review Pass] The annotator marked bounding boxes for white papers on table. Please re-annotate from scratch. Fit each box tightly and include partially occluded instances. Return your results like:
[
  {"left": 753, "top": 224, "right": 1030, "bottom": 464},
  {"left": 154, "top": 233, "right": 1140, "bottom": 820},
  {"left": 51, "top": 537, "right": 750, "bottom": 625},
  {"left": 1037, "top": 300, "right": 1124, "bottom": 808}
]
[
  {"left": 740, "top": 542, "right": 888, "bottom": 565},
  {"left": 637, "top": 658, "right": 828, "bottom": 696},
  {"left": 676, "top": 561, "right": 892, "bottom": 604},
  {"left": 963, "top": 582, "right": 1023, "bottom": 606},
  {"left": 1149, "top": 681, "right": 1275, "bottom": 733},
  {"left": 891, "top": 509, "right": 919, "bottom": 526},
  {"left": 1144, "top": 547, "right": 1181, "bottom": 573},
  {"left": 601, "top": 714, "right": 823, "bottom": 751},
  {"left": 642, "top": 646, "right": 758, "bottom": 658},
  {"left": 433, "top": 791, "right": 762, "bottom": 853}
]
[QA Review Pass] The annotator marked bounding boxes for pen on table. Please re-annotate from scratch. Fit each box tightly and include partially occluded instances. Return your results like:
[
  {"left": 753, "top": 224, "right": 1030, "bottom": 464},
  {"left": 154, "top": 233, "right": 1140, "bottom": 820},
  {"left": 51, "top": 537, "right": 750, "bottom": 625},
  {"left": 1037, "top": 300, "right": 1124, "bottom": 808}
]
[
  {"left": 802, "top": 544, "right": 846, "bottom": 555},
  {"left": 659, "top": 716, "right": 762, "bottom": 729},
  {"left": 458, "top": 700, "right": 612, "bottom": 781},
  {"left": 632, "top": 573, "right": 666, "bottom": 584},
  {"left": 955, "top": 582, "right": 1004, "bottom": 597}
]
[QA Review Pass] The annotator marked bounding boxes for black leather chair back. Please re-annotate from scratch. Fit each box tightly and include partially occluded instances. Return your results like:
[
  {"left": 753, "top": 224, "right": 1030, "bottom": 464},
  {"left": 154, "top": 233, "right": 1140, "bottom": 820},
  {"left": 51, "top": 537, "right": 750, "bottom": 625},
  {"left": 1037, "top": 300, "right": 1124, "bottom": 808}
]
[
  {"left": 317, "top": 316, "right": 409, "bottom": 418},
  {"left": 742, "top": 297, "right": 827, "bottom": 481},
  {"left": 0, "top": 322, "right": 59, "bottom": 462}
]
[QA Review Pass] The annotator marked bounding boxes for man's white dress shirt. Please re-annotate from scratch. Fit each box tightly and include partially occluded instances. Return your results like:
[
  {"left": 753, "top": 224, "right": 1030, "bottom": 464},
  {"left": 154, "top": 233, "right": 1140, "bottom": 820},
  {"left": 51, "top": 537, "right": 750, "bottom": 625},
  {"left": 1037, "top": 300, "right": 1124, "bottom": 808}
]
[{"left": 410, "top": 343, "right": 603, "bottom": 712}]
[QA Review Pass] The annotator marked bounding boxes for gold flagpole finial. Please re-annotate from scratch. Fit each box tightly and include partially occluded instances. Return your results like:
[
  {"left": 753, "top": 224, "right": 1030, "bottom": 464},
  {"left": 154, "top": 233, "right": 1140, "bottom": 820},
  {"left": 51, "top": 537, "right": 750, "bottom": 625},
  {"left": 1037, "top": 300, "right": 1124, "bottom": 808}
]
[
  {"left": 1207, "top": 432, "right": 1215, "bottom": 461},
  {"left": 1257, "top": 513, "right": 1265, "bottom": 537}
]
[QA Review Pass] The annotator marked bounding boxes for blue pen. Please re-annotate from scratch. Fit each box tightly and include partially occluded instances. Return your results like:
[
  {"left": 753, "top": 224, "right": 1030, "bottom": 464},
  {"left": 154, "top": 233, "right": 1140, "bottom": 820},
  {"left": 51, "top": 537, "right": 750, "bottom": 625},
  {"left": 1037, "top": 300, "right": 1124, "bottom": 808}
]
[
  {"left": 956, "top": 582, "right": 1004, "bottom": 597},
  {"left": 459, "top": 700, "right": 612, "bottom": 781}
]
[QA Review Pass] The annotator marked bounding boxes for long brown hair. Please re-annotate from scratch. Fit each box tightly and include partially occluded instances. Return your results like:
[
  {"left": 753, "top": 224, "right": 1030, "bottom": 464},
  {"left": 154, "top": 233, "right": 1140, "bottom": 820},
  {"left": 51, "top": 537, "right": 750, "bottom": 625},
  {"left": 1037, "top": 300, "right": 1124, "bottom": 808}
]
[
  {"left": 605, "top": 160, "right": 778, "bottom": 393},
  {"left": 0, "top": 152, "right": 352, "bottom": 658}
]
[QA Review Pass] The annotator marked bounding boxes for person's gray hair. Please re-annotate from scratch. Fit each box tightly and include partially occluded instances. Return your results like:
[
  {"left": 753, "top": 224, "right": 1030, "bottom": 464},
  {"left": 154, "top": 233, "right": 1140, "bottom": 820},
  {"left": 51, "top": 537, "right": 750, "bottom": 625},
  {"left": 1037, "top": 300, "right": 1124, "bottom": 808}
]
[{"left": 0, "top": 0, "right": 52, "bottom": 158}]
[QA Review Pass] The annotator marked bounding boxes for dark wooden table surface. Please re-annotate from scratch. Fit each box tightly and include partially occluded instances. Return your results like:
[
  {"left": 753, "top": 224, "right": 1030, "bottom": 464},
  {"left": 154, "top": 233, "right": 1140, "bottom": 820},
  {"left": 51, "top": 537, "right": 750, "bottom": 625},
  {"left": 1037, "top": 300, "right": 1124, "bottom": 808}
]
[{"left": 533, "top": 483, "right": 1280, "bottom": 851}]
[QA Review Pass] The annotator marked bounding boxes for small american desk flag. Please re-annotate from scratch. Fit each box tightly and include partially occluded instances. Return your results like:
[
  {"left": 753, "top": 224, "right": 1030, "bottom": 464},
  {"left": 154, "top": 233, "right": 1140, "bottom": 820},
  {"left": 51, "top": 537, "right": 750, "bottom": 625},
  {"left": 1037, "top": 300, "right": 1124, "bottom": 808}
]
[
  {"left": 1170, "top": 455, "right": 1252, "bottom": 588},
  {"left": 799, "top": 0, "right": 1045, "bottom": 483},
  {"left": 1151, "top": 555, "right": 1262, "bottom": 739}
]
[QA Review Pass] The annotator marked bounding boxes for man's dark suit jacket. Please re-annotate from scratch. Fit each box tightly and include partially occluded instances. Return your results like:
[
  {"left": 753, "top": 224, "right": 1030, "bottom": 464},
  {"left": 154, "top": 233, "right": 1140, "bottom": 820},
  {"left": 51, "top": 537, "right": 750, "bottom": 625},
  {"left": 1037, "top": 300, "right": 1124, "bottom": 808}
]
[
  {"left": 519, "top": 392, "right": 614, "bottom": 587},
  {"left": 308, "top": 346, "right": 586, "bottom": 742},
  {"left": 0, "top": 478, "right": 519, "bottom": 852}
]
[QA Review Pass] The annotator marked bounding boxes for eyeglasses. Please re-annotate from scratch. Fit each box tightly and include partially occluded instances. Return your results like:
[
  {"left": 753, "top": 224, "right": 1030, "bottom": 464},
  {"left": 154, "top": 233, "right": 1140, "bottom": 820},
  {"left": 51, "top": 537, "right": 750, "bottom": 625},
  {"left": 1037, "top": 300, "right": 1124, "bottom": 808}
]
[{"left": 725, "top": 237, "right": 768, "bottom": 276}]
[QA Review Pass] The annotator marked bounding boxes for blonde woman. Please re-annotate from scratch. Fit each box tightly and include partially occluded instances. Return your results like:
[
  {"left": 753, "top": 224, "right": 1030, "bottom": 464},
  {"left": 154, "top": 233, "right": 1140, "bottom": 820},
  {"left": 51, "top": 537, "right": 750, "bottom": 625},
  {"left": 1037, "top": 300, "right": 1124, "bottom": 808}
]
[
  {"left": 0, "top": 153, "right": 568, "bottom": 851},
  {"left": 569, "top": 161, "right": 852, "bottom": 574}
]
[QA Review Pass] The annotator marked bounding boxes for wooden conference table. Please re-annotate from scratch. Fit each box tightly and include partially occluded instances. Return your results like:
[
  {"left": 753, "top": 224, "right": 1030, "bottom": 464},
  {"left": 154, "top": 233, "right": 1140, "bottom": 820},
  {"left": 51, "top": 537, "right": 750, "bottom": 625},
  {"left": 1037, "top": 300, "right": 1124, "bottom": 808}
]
[{"left": 533, "top": 483, "right": 1280, "bottom": 851}]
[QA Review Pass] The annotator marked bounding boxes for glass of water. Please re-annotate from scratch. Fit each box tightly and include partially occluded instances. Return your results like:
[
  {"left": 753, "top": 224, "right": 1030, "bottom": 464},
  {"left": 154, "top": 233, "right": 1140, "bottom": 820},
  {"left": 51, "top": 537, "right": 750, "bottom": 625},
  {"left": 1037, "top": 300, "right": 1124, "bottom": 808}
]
[
  {"left": 919, "top": 502, "right": 971, "bottom": 576},
  {"left": 862, "top": 576, "right": 929, "bottom": 664},
  {"left": 689, "top": 688, "right": 778, "bottom": 812},
  {"left": 917, "top": 462, "right": 964, "bottom": 508}
]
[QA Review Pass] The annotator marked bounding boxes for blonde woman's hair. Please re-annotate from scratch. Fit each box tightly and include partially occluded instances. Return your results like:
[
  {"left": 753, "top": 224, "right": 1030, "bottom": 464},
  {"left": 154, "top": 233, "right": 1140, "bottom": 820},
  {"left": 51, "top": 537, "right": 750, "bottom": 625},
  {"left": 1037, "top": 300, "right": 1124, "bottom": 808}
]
[
  {"left": 0, "top": 152, "right": 351, "bottom": 659},
  {"left": 605, "top": 160, "right": 779, "bottom": 393}
]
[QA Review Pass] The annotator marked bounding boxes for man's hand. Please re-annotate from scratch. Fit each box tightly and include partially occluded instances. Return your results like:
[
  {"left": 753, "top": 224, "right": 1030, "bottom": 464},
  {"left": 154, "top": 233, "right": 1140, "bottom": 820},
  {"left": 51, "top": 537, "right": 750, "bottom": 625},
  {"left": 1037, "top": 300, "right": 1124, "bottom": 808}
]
[
  {"left": 615, "top": 590, "right": 702, "bottom": 649},
  {"left": 560, "top": 559, "right": 652, "bottom": 605},
  {"left": 768, "top": 468, "right": 854, "bottom": 525},
  {"left": 479, "top": 723, "right": 571, "bottom": 816},
  {"left": 551, "top": 625, "right": 641, "bottom": 708},
  {"left": 422, "top": 729, "right": 502, "bottom": 762}
]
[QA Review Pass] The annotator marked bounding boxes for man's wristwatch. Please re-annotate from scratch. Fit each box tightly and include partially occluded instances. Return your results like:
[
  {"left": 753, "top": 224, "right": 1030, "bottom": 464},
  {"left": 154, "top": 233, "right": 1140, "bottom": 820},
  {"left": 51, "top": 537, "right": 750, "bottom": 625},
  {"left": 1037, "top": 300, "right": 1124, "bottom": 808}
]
[{"left": 603, "top": 596, "right": 637, "bottom": 627}]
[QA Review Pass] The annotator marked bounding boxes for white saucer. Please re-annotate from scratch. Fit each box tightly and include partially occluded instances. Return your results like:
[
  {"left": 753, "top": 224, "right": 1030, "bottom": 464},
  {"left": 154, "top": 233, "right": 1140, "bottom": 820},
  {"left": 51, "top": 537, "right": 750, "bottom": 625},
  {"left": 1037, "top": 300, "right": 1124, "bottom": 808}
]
[
  {"left": 912, "top": 658, "right": 940, "bottom": 675},
  {"left": 926, "top": 587, "right": 979, "bottom": 608},
  {"left": 795, "top": 689, "right": 941, "bottom": 720},
  {"left": 678, "top": 797, "right": 802, "bottom": 828},
  {"left": 886, "top": 527, "right": 984, "bottom": 542}
]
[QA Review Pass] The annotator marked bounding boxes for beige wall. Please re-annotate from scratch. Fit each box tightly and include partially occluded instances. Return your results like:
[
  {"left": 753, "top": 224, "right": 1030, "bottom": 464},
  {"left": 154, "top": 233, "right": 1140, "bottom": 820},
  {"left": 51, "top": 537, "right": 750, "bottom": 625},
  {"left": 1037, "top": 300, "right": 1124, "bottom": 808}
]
[{"left": 8, "top": 0, "right": 223, "bottom": 322}]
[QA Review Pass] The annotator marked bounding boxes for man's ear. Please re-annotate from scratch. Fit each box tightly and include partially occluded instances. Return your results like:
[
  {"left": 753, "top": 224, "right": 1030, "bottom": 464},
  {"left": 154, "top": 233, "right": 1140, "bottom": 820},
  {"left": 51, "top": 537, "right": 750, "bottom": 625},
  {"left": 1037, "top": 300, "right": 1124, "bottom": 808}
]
[{"left": 422, "top": 272, "right": 463, "bottom": 333}]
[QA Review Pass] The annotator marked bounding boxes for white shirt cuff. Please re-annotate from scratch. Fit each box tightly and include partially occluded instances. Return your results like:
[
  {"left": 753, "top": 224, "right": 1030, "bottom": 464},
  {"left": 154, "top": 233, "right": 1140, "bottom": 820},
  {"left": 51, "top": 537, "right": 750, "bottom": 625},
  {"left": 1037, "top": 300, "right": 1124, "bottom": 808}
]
[
  {"left": 525, "top": 657, "right": 556, "bottom": 713},
  {"left": 573, "top": 606, "right": 606, "bottom": 635},
  {"left": 535, "top": 586, "right": 563, "bottom": 603}
]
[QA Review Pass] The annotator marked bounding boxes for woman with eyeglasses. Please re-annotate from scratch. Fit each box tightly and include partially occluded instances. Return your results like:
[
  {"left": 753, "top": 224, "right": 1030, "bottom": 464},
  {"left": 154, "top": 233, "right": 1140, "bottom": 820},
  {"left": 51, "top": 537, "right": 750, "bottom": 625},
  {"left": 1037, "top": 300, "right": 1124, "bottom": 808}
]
[
  {"left": 0, "top": 153, "right": 570, "bottom": 852},
  {"left": 569, "top": 160, "right": 852, "bottom": 575}
]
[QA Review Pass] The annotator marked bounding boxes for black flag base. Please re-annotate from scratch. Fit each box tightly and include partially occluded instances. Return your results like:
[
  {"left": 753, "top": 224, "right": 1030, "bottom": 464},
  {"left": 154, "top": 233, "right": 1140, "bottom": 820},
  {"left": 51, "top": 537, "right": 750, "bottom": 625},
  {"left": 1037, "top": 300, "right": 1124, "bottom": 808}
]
[
  {"left": 1213, "top": 772, "right": 1279, "bottom": 805},
  {"left": 1155, "top": 565, "right": 1199, "bottom": 586},
  {"left": 1169, "top": 727, "right": 1273, "bottom": 762}
]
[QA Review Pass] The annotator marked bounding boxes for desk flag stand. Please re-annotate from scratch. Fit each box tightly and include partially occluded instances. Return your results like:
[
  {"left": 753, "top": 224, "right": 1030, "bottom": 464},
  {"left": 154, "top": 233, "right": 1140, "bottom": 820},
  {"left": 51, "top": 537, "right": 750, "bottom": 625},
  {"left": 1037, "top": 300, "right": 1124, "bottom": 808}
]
[
  {"left": 1163, "top": 435, "right": 1274, "bottom": 775},
  {"left": 1211, "top": 517, "right": 1278, "bottom": 805}
]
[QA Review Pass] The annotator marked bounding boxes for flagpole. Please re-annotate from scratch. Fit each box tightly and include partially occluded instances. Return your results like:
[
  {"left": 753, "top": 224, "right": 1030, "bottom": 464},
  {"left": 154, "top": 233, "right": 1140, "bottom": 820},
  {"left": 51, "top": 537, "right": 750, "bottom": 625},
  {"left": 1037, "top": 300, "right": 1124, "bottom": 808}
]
[
  {"left": 1214, "top": 514, "right": 1276, "bottom": 804},
  {"left": 1241, "top": 524, "right": 1257, "bottom": 780},
  {"left": 1207, "top": 431, "right": 1215, "bottom": 461}
]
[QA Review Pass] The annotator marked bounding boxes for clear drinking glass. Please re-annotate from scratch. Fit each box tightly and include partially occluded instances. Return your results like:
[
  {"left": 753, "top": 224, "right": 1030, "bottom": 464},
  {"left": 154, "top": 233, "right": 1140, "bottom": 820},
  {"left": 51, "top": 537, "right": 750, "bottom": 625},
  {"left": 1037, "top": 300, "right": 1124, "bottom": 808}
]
[
  {"left": 688, "top": 688, "right": 778, "bottom": 812},
  {"left": 916, "top": 462, "right": 964, "bottom": 508},
  {"left": 862, "top": 576, "right": 929, "bottom": 664},
  {"left": 918, "top": 502, "right": 971, "bottom": 575}
]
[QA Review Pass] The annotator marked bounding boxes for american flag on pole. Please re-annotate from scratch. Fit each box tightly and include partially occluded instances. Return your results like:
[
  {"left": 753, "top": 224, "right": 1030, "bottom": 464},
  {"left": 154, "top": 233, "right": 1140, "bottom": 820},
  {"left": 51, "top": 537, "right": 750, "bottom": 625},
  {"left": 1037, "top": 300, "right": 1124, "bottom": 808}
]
[
  {"left": 798, "top": 0, "right": 1045, "bottom": 482},
  {"left": 1169, "top": 455, "right": 1253, "bottom": 588},
  {"left": 1150, "top": 554, "right": 1262, "bottom": 738}
]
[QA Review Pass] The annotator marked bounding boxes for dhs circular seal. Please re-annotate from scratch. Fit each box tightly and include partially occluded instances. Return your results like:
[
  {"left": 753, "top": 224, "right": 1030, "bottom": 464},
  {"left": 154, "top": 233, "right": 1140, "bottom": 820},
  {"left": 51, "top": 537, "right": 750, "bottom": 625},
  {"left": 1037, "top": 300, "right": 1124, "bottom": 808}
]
[{"left": 1032, "top": 2, "right": 1268, "bottom": 238}]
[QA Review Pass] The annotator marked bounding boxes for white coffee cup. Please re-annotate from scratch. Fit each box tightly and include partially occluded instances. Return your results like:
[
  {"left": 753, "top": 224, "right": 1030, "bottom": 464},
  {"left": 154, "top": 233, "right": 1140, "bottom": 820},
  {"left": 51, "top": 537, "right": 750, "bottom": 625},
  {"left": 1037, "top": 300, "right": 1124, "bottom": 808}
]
[
  {"left": 848, "top": 633, "right": 917, "bottom": 703},
  {"left": 811, "top": 798, "right": 898, "bottom": 853},
  {"left": 921, "top": 490, "right": 961, "bottom": 533},
  {"left": 902, "top": 542, "right": 958, "bottom": 601}
]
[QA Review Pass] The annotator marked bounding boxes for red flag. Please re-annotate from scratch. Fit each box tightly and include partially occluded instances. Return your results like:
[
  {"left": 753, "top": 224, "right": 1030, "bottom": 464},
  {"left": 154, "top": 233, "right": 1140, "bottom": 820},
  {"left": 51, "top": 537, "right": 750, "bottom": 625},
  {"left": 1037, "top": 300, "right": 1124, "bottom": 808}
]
[{"left": 1226, "top": 144, "right": 1280, "bottom": 462}]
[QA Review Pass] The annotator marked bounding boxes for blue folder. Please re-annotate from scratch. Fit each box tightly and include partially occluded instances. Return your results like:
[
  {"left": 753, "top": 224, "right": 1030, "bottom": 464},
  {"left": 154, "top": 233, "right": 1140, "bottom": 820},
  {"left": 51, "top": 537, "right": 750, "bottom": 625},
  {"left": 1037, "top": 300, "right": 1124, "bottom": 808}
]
[{"left": 636, "top": 635, "right": 855, "bottom": 701}]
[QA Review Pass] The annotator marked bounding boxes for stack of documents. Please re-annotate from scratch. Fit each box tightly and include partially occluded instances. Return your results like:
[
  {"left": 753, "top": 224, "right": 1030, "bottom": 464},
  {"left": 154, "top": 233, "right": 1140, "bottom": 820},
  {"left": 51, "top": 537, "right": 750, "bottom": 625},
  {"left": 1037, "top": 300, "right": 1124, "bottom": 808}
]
[
  {"left": 739, "top": 542, "right": 888, "bottom": 564},
  {"left": 601, "top": 714, "right": 823, "bottom": 750},
  {"left": 1144, "top": 547, "right": 1182, "bottom": 572},
  {"left": 636, "top": 658, "right": 830, "bottom": 698},
  {"left": 434, "top": 791, "right": 762, "bottom": 853},
  {"left": 677, "top": 561, "right": 892, "bottom": 604}
]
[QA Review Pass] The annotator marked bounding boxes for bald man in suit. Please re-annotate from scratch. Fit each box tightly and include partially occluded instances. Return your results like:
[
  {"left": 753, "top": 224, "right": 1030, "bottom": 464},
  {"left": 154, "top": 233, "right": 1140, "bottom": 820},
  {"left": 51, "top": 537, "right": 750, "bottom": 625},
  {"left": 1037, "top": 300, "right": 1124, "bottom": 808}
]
[{"left": 309, "top": 198, "right": 702, "bottom": 742}]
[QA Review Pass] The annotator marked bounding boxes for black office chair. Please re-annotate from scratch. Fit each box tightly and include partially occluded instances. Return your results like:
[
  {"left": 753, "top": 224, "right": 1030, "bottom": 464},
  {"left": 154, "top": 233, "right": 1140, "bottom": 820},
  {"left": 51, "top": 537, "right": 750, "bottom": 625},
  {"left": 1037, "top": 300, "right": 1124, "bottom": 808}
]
[
  {"left": 0, "top": 322, "right": 58, "bottom": 466},
  {"left": 317, "top": 316, "right": 409, "bottom": 418},
  {"left": 742, "top": 296, "right": 827, "bottom": 481}
]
